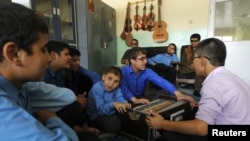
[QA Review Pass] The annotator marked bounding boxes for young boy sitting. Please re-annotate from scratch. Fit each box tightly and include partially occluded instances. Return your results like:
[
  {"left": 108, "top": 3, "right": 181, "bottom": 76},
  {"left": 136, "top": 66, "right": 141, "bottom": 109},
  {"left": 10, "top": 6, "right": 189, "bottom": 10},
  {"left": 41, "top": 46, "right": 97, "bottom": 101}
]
[{"left": 86, "top": 66, "right": 131, "bottom": 134}]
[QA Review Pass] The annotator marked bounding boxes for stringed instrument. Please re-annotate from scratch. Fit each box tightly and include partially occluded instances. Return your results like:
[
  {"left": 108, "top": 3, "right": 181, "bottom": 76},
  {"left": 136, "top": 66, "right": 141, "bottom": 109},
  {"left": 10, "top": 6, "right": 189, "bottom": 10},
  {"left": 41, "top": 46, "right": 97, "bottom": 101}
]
[
  {"left": 120, "top": 2, "right": 132, "bottom": 40},
  {"left": 125, "top": 2, "right": 133, "bottom": 46},
  {"left": 153, "top": 0, "right": 168, "bottom": 42},
  {"left": 134, "top": 2, "right": 141, "bottom": 31},
  {"left": 141, "top": 0, "right": 148, "bottom": 30},
  {"left": 147, "top": 1, "right": 155, "bottom": 31},
  {"left": 88, "top": 0, "right": 94, "bottom": 12}
]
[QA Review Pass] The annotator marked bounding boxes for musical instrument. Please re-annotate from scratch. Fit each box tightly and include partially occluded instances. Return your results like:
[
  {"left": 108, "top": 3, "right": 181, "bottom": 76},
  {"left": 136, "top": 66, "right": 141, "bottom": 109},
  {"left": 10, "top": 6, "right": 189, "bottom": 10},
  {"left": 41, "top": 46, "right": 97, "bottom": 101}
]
[
  {"left": 124, "top": 2, "right": 133, "bottom": 46},
  {"left": 147, "top": 1, "right": 155, "bottom": 31},
  {"left": 153, "top": 0, "right": 168, "bottom": 42},
  {"left": 120, "top": 95, "right": 193, "bottom": 141},
  {"left": 88, "top": 0, "right": 94, "bottom": 12},
  {"left": 141, "top": 0, "right": 148, "bottom": 30},
  {"left": 134, "top": 2, "right": 141, "bottom": 31}
]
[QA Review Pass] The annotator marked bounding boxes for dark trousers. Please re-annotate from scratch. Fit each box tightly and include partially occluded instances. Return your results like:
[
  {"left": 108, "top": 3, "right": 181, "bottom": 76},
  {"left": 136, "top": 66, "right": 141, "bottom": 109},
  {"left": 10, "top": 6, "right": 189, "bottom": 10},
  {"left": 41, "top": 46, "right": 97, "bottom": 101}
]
[
  {"left": 56, "top": 101, "right": 101, "bottom": 141},
  {"left": 148, "top": 63, "right": 177, "bottom": 84},
  {"left": 93, "top": 114, "right": 122, "bottom": 134}
]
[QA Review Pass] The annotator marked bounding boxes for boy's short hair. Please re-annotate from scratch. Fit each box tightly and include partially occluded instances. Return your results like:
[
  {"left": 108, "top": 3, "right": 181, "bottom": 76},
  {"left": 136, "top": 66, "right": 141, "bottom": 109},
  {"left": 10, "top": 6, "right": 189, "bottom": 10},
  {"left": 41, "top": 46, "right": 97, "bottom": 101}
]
[
  {"left": 104, "top": 66, "right": 122, "bottom": 80},
  {"left": 46, "top": 40, "right": 70, "bottom": 55},
  {"left": 0, "top": 3, "right": 48, "bottom": 62},
  {"left": 69, "top": 47, "right": 81, "bottom": 57},
  {"left": 128, "top": 47, "right": 147, "bottom": 62}
]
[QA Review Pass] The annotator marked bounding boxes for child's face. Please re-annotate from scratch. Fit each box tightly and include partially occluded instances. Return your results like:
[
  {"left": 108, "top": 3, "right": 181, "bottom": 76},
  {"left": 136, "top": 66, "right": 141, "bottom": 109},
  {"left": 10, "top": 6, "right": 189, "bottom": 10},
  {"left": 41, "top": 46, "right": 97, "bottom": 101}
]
[
  {"left": 102, "top": 72, "right": 121, "bottom": 92},
  {"left": 70, "top": 55, "right": 80, "bottom": 71},
  {"left": 50, "top": 48, "right": 72, "bottom": 70},
  {"left": 20, "top": 33, "right": 49, "bottom": 81}
]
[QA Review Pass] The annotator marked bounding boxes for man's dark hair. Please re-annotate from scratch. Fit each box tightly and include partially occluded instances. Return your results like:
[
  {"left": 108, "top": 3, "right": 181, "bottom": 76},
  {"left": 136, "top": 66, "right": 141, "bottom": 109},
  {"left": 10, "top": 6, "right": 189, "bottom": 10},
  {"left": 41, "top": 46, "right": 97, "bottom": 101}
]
[
  {"left": 0, "top": 3, "right": 48, "bottom": 62},
  {"left": 131, "top": 39, "right": 139, "bottom": 44},
  {"left": 69, "top": 47, "right": 81, "bottom": 57},
  {"left": 196, "top": 38, "right": 226, "bottom": 66},
  {"left": 128, "top": 47, "right": 147, "bottom": 64},
  {"left": 190, "top": 33, "right": 201, "bottom": 41},
  {"left": 46, "top": 40, "right": 70, "bottom": 55}
]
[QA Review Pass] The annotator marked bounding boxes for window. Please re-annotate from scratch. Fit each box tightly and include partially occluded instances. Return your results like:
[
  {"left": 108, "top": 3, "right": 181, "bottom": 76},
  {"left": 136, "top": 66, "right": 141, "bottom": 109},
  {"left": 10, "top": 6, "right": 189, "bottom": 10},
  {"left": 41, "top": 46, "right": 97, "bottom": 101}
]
[{"left": 209, "top": 0, "right": 250, "bottom": 41}]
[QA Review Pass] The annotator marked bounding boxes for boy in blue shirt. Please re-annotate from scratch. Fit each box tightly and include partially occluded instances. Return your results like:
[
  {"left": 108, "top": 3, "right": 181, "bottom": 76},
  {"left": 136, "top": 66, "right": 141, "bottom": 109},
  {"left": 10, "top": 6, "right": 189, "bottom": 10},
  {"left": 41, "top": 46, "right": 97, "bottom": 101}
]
[
  {"left": 121, "top": 47, "right": 195, "bottom": 106},
  {"left": 0, "top": 3, "right": 77, "bottom": 141},
  {"left": 86, "top": 66, "right": 131, "bottom": 134}
]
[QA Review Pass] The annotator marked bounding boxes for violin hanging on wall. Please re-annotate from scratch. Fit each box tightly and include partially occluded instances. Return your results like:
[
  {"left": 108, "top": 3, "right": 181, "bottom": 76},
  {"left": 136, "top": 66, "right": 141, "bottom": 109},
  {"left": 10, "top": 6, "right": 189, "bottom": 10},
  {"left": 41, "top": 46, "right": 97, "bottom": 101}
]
[
  {"left": 134, "top": 2, "right": 141, "bottom": 31},
  {"left": 124, "top": 2, "right": 133, "bottom": 46},
  {"left": 147, "top": 1, "right": 155, "bottom": 32},
  {"left": 153, "top": 0, "right": 168, "bottom": 42},
  {"left": 141, "top": 0, "right": 148, "bottom": 30}
]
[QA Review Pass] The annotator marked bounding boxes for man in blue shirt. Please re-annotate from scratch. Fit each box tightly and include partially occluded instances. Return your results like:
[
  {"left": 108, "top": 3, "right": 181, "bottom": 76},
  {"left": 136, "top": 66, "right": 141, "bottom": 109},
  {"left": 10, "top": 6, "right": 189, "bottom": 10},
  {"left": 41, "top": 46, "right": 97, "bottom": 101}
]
[
  {"left": 120, "top": 47, "right": 195, "bottom": 105},
  {"left": 0, "top": 3, "right": 78, "bottom": 140},
  {"left": 65, "top": 47, "right": 101, "bottom": 95},
  {"left": 44, "top": 40, "right": 72, "bottom": 87},
  {"left": 147, "top": 43, "right": 179, "bottom": 84}
]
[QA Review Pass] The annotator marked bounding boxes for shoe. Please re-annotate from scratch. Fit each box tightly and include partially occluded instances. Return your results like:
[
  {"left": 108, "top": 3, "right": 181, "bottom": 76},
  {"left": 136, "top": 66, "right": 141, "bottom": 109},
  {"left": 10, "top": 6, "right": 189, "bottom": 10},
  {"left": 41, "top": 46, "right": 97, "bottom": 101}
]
[{"left": 193, "top": 90, "right": 201, "bottom": 97}]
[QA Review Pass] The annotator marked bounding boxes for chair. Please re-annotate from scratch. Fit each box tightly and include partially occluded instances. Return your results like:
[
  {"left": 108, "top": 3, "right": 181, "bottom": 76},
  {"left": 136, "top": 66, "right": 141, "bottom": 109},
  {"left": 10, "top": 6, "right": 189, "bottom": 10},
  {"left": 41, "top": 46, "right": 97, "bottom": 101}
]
[{"left": 174, "top": 45, "right": 195, "bottom": 88}]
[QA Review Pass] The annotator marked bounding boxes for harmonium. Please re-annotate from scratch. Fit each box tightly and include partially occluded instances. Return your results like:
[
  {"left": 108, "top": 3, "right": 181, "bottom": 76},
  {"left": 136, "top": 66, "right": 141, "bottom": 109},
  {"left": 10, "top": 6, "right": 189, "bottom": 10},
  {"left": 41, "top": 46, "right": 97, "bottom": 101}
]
[{"left": 120, "top": 95, "right": 193, "bottom": 141}]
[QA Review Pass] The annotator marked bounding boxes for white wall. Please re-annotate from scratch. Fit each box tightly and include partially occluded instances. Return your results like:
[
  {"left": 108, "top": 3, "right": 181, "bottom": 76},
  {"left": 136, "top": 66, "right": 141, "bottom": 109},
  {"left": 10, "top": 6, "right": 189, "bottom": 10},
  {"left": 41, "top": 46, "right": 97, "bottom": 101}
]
[{"left": 224, "top": 42, "right": 250, "bottom": 86}]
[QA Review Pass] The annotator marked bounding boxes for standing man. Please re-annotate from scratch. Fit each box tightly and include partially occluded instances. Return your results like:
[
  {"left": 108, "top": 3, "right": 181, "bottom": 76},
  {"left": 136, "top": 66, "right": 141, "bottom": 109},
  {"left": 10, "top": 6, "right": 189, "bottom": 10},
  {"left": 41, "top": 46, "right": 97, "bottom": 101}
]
[{"left": 178, "top": 33, "right": 204, "bottom": 97}]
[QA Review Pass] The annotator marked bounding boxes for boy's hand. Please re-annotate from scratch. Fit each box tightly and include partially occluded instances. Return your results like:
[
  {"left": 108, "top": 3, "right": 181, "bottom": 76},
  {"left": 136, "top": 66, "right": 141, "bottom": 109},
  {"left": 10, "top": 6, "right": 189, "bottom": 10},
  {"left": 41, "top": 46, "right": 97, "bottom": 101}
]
[{"left": 36, "top": 109, "right": 57, "bottom": 124}]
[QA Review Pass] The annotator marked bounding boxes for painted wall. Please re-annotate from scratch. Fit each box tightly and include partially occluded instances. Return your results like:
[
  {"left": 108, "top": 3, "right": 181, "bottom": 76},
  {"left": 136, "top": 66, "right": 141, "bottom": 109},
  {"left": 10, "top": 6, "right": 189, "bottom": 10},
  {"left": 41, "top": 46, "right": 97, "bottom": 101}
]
[
  {"left": 103, "top": 0, "right": 250, "bottom": 86},
  {"left": 12, "top": 0, "right": 250, "bottom": 86},
  {"left": 102, "top": 0, "right": 210, "bottom": 65}
]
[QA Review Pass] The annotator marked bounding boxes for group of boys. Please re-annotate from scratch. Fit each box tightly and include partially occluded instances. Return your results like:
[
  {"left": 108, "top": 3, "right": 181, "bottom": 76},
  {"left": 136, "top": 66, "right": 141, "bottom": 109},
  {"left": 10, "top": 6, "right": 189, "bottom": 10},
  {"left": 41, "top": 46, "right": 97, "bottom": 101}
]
[{"left": 1, "top": 2, "right": 250, "bottom": 141}]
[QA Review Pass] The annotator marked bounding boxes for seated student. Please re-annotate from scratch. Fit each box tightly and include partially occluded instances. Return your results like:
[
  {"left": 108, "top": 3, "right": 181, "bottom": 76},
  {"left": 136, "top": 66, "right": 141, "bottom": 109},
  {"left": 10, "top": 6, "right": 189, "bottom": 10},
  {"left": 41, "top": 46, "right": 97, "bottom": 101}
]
[
  {"left": 86, "top": 66, "right": 131, "bottom": 134},
  {"left": 65, "top": 47, "right": 101, "bottom": 96},
  {"left": 0, "top": 3, "right": 78, "bottom": 140},
  {"left": 145, "top": 38, "right": 250, "bottom": 141},
  {"left": 120, "top": 47, "right": 195, "bottom": 106},
  {"left": 121, "top": 38, "right": 139, "bottom": 65},
  {"left": 147, "top": 43, "right": 179, "bottom": 84},
  {"left": 178, "top": 33, "right": 204, "bottom": 97},
  {"left": 44, "top": 41, "right": 100, "bottom": 138}
]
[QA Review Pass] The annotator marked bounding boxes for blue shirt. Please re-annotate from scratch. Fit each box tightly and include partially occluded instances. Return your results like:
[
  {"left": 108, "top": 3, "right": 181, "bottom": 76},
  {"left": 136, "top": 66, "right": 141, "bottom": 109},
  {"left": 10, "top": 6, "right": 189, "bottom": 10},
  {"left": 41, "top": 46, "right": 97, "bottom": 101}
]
[
  {"left": 25, "top": 82, "right": 76, "bottom": 113},
  {"left": 147, "top": 53, "right": 179, "bottom": 67},
  {"left": 0, "top": 76, "right": 78, "bottom": 141},
  {"left": 86, "top": 81, "right": 127, "bottom": 121},
  {"left": 78, "top": 66, "right": 101, "bottom": 84},
  {"left": 120, "top": 65, "right": 177, "bottom": 101},
  {"left": 44, "top": 68, "right": 66, "bottom": 87}
]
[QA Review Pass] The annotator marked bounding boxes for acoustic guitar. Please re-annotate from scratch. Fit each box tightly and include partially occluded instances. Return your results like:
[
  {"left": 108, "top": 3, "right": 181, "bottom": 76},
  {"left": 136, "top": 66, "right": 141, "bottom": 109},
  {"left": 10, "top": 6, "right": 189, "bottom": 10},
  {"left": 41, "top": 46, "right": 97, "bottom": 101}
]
[
  {"left": 134, "top": 2, "right": 141, "bottom": 31},
  {"left": 124, "top": 2, "right": 133, "bottom": 46},
  {"left": 141, "top": 0, "right": 148, "bottom": 30},
  {"left": 153, "top": 0, "right": 168, "bottom": 42}
]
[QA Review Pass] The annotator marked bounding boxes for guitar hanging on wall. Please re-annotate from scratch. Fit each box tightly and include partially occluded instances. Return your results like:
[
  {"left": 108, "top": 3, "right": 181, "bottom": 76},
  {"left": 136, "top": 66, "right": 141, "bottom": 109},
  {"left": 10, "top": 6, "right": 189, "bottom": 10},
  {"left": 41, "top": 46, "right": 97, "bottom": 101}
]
[{"left": 153, "top": 0, "right": 168, "bottom": 42}]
